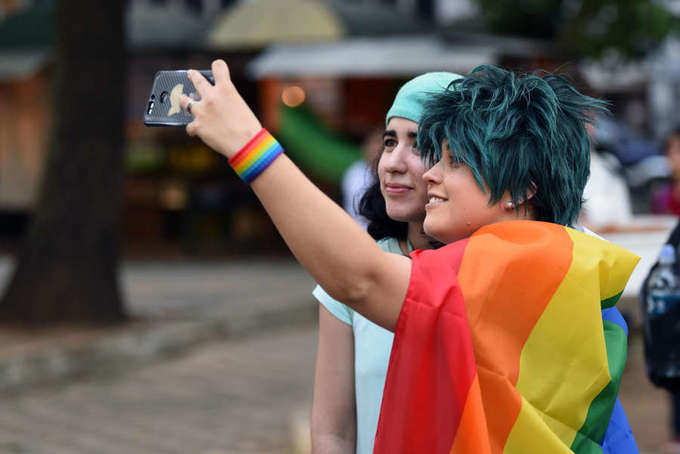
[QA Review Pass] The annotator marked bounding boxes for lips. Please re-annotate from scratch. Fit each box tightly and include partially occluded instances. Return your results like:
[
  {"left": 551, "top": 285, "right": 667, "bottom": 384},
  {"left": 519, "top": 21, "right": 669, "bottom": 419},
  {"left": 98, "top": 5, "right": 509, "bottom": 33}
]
[{"left": 384, "top": 183, "right": 412, "bottom": 195}]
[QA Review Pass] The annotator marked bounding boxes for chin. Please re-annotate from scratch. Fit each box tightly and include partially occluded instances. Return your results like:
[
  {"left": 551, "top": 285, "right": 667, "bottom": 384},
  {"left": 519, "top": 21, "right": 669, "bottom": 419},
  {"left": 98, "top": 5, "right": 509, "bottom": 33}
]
[
  {"left": 386, "top": 207, "right": 416, "bottom": 223},
  {"left": 423, "top": 221, "right": 447, "bottom": 244}
]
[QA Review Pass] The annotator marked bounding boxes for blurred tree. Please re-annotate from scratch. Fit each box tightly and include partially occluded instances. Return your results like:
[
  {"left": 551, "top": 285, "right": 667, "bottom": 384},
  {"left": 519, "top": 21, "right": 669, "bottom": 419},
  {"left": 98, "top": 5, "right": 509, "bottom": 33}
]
[
  {"left": 475, "top": 0, "right": 679, "bottom": 59},
  {"left": 0, "top": 0, "right": 127, "bottom": 324}
]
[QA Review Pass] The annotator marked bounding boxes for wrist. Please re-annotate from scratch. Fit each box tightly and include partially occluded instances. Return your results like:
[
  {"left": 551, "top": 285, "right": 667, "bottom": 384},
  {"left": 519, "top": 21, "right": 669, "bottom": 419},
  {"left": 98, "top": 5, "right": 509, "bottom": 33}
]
[
  {"left": 228, "top": 124, "right": 263, "bottom": 157},
  {"left": 228, "top": 128, "right": 283, "bottom": 184}
]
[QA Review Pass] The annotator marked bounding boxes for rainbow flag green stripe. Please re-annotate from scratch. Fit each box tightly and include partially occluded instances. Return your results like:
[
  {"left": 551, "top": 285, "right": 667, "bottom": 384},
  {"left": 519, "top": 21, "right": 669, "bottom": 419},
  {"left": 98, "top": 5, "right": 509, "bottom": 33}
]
[
  {"left": 570, "top": 319, "right": 627, "bottom": 452},
  {"left": 229, "top": 129, "right": 284, "bottom": 183}
]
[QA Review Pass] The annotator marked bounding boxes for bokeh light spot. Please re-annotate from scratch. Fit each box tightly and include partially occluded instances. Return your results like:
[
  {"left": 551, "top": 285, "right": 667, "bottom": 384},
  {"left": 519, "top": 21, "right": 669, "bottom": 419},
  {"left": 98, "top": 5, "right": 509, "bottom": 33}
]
[{"left": 281, "top": 85, "right": 306, "bottom": 107}]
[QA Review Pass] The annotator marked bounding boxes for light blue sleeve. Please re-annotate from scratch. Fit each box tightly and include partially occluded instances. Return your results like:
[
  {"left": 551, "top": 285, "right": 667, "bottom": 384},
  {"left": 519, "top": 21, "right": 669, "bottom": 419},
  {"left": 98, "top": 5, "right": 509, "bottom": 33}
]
[{"left": 312, "top": 284, "right": 353, "bottom": 326}]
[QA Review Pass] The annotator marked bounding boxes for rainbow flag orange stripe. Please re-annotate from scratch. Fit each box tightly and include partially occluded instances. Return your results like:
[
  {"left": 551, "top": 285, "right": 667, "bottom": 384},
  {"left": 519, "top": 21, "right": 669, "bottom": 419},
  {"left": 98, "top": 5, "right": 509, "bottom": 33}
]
[
  {"left": 229, "top": 129, "right": 283, "bottom": 183},
  {"left": 373, "top": 221, "right": 639, "bottom": 454}
]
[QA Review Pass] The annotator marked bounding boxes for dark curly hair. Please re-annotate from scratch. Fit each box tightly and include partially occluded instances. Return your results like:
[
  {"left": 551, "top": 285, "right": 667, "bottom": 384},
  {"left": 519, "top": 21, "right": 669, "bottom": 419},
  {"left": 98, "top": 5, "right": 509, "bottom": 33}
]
[{"left": 358, "top": 178, "right": 408, "bottom": 242}]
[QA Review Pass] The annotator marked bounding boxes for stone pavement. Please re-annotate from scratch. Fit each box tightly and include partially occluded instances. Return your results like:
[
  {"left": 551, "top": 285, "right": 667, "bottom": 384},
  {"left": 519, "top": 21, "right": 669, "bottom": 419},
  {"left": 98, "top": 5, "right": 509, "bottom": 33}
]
[
  {"left": 0, "top": 255, "right": 319, "bottom": 453},
  {"left": 0, "top": 256, "right": 318, "bottom": 394},
  {"left": 0, "top": 326, "right": 317, "bottom": 454},
  {"left": 0, "top": 255, "right": 674, "bottom": 453}
]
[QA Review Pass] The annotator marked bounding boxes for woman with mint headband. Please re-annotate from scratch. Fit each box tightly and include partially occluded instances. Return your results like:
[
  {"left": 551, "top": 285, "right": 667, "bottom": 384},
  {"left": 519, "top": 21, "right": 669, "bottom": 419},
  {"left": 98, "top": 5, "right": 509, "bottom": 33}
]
[
  {"left": 180, "top": 62, "right": 639, "bottom": 453},
  {"left": 311, "top": 72, "right": 460, "bottom": 454}
]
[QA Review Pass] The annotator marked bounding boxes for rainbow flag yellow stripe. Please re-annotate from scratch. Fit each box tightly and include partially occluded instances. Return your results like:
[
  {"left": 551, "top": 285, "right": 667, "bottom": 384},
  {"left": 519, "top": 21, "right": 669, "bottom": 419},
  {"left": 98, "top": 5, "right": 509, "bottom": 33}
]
[
  {"left": 229, "top": 129, "right": 284, "bottom": 183},
  {"left": 374, "top": 221, "right": 639, "bottom": 454}
]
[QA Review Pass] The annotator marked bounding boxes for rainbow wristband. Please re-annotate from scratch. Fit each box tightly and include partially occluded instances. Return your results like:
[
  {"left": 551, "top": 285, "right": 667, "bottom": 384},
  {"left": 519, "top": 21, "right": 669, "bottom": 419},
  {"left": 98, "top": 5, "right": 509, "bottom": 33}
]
[{"left": 228, "top": 129, "right": 284, "bottom": 184}]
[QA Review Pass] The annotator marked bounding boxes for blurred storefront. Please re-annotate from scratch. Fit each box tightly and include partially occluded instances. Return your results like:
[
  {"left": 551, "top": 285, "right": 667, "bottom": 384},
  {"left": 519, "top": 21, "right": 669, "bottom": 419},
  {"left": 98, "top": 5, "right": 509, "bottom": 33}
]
[
  {"left": 0, "top": 0, "right": 52, "bottom": 240},
  {"left": 3, "top": 0, "right": 675, "bottom": 256}
]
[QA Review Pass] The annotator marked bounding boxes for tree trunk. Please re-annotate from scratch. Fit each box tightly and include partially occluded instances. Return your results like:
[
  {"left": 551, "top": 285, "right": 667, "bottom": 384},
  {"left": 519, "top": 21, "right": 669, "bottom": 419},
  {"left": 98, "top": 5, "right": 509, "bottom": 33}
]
[{"left": 0, "top": 0, "right": 128, "bottom": 324}]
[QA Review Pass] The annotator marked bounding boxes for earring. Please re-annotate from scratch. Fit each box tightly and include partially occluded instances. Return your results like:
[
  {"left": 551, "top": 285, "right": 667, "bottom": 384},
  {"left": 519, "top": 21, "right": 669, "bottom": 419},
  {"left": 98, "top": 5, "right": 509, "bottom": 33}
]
[{"left": 505, "top": 200, "right": 515, "bottom": 210}]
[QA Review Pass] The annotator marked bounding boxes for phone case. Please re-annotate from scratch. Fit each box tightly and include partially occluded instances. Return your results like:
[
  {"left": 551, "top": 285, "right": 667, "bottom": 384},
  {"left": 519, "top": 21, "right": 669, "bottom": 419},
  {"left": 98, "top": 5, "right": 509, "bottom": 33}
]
[{"left": 143, "top": 70, "right": 214, "bottom": 126}]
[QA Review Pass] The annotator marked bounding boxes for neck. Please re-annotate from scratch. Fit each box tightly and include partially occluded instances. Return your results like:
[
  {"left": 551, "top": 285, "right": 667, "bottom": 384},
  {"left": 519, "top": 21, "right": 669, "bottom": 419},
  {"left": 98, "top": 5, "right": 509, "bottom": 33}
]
[{"left": 407, "top": 221, "right": 434, "bottom": 251}]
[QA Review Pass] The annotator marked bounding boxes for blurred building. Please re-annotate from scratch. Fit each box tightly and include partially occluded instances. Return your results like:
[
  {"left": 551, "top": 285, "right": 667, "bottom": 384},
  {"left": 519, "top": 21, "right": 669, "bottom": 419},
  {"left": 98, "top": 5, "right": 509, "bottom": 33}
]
[{"left": 1, "top": 0, "right": 676, "bottom": 254}]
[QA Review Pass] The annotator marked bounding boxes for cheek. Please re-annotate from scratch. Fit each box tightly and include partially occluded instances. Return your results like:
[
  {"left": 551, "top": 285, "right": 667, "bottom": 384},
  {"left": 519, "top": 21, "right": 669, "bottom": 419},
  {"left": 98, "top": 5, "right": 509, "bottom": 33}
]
[
  {"left": 407, "top": 157, "right": 426, "bottom": 177},
  {"left": 408, "top": 159, "right": 427, "bottom": 189},
  {"left": 377, "top": 161, "right": 388, "bottom": 189},
  {"left": 377, "top": 160, "right": 386, "bottom": 179}
]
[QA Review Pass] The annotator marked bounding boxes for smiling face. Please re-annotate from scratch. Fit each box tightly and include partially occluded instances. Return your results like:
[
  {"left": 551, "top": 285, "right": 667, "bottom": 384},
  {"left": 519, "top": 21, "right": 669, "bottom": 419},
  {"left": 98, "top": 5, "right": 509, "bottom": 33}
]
[
  {"left": 422, "top": 140, "right": 523, "bottom": 244},
  {"left": 378, "top": 117, "right": 429, "bottom": 223}
]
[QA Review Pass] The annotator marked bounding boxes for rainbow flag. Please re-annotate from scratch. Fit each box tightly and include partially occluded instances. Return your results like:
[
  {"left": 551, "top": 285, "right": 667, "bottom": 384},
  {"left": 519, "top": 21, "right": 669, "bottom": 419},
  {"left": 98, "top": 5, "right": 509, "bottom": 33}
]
[{"left": 373, "top": 221, "right": 639, "bottom": 454}]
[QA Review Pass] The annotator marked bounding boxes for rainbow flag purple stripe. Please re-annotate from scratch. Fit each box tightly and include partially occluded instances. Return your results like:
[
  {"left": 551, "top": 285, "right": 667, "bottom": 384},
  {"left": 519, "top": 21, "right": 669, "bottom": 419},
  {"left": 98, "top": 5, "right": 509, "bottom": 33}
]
[{"left": 229, "top": 129, "right": 284, "bottom": 183}]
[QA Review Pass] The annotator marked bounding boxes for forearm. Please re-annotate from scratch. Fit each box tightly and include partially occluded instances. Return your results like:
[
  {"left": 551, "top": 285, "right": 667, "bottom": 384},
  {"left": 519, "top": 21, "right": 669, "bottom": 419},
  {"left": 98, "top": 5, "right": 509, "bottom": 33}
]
[
  {"left": 251, "top": 155, "right": 386, "bottom": 307},
  {"left": 312, "top": 434, "right": 356, "bottom": 454}
]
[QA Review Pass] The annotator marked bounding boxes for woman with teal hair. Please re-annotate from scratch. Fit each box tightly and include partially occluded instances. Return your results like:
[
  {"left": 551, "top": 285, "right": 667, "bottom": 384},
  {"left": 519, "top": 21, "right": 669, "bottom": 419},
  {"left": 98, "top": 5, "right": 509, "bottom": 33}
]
[
  {"left": 179, "top": 61, "right": 639, "bottom": 453},
  {"left": 312, "top": 72, "right": 460, "bottom": 454}
]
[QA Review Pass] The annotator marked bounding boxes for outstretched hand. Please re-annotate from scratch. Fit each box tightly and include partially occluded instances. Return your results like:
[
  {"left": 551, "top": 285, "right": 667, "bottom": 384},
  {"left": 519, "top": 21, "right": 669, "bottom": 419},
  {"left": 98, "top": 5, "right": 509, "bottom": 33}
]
[{"left": 180, "top": 60, "right": 262, "bottom": 158}]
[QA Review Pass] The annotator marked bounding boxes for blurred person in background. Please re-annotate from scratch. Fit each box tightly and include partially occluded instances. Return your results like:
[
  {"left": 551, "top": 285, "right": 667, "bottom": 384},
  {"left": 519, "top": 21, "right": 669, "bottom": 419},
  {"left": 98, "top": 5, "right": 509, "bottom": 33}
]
[
  {"left": 581, "top": 121, "right": 634, "bottom": 232},
  {"left": 341, "top": 126, "right": 383, "bottom": 229},
  {"left": 311, "top": 73, "right": 459, "bottom": 454},
  {"left": 652, "top": 128, "right": 680, "bottom": 216},
  {"left": 645, "top": 126, "right": 680, "bottom": 453}
]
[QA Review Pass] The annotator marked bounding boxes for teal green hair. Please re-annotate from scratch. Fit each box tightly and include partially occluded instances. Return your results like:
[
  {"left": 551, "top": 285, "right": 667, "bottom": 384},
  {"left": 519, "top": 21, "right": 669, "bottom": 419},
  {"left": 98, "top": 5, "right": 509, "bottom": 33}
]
[{"left": 418, "top": 65, "right": 608, "bottom": 226}]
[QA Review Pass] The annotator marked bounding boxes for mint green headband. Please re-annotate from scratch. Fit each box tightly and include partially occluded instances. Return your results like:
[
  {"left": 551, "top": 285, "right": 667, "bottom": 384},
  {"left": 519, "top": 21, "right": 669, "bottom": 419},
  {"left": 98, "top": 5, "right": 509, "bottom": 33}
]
[{"left": 386, "top": 72, "right": 462, "bottom": 126}]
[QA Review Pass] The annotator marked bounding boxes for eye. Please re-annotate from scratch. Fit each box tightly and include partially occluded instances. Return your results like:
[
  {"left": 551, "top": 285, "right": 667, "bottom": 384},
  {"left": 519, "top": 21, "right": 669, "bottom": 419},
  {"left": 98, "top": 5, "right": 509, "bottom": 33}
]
[
  {"left": 383, "top": 138, "right": 397, "bottom": 148},
  {"left": 411, "top": 143, "right": 421, "bottom": 156}
]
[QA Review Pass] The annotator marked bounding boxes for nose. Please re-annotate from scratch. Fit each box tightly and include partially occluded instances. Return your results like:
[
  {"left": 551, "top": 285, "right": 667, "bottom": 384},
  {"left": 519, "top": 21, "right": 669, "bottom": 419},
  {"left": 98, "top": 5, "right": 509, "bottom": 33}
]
[
  {"left": 423, "top": 159, "right": 442, "bottom": 185},
  {"left": 381, "top": 145, "right": 408, "bottom": 173}
]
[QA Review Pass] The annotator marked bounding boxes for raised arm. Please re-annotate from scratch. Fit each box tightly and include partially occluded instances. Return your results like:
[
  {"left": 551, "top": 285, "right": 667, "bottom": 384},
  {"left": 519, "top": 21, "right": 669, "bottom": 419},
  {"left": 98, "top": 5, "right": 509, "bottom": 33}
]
[{"left": 181, "top": 60, "right": 410, "bottom": 331}]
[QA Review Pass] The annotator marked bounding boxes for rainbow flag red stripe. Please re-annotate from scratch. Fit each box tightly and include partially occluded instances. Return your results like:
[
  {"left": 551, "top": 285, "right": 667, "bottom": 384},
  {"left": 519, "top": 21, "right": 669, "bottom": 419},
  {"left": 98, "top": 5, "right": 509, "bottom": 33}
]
[
  {"left": 373, "top": 221, "right": 639, "bottom": 454},
  {"left": 229, "top": 129, "right": 283, "bottom": 183}
]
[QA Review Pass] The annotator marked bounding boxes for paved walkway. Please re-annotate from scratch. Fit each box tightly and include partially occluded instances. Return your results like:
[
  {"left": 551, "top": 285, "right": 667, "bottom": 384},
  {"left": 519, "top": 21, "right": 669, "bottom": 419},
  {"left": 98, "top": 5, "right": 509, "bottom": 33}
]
[
  {"left": 0, "top": 326, "right": 316, "bottom": 454},
  {"left": 0, "top": 257, "right": 317, "bottom": 393},
  {"left": 0, "top": 256, "right": 318, "bottom": 453}
]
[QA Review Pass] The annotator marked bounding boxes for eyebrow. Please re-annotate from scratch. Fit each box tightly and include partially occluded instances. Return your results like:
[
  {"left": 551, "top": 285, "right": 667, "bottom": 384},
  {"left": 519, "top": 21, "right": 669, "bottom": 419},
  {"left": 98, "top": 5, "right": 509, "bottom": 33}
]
[{"left": 383, "top": 130, "right": 418, "bottom": 139}]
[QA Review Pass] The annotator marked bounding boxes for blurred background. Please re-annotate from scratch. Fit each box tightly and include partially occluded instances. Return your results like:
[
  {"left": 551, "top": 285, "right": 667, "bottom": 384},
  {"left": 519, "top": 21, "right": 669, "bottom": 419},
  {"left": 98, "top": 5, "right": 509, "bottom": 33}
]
[{"left": 2, "top": 0, "right": 680, "bottom": 452}]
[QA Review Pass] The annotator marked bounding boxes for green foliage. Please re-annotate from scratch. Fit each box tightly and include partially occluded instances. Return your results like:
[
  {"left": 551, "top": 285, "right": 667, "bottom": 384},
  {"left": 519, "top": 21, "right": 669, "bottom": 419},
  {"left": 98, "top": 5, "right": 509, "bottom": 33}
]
[
  {"left": 474, "top": 0, "right": 679, "bottom": 59},
  {"left": 277, "top": 104, "right": 361, "bottom": 182}
]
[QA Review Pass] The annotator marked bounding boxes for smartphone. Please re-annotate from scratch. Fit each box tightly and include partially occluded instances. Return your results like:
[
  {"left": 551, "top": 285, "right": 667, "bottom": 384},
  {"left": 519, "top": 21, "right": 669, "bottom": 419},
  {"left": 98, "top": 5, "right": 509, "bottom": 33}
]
[{"left": 143, "top": 70, "right": 214, "bottom": 126}]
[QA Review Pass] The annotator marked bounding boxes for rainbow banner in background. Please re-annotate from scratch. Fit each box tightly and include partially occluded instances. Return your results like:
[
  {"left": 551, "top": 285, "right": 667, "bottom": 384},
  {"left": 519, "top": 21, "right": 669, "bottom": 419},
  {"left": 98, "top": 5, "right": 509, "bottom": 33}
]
[{"left": 373, "top": 221, "right": 640, "bottom": 454}]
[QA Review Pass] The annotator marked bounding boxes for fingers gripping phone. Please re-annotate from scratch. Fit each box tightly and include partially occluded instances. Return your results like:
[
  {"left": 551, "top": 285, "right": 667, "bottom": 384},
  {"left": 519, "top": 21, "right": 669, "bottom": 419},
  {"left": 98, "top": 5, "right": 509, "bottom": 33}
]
[{"left": 143, "top": 70, "right": 214, "bottom": 126}]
